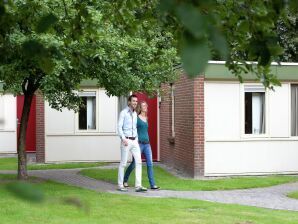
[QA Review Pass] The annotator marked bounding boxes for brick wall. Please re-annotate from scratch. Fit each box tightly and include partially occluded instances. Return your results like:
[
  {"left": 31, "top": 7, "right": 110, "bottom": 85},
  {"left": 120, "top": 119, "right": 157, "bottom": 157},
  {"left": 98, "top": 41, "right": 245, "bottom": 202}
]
[
  {"left": 173, "top": 74, "right": 196, "bottom": 176},
  {"left": 159, "top": 83, "right": 175, "bottom": 166},
  {"left": 193, "top": 75, "right": 205, "bottom": 177},
  {"left": 35, "top": 91, "right": 45, "bottom": 163},
  {"left": 159, "top": 73, "right": 205, "bottom": 177}
]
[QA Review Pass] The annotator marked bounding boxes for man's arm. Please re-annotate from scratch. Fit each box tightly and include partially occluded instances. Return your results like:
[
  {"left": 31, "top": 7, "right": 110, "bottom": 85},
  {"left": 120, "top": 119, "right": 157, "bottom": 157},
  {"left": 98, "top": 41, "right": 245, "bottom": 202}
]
[{"left": 117, "top": 111, "right": 126, "bottom": 140}]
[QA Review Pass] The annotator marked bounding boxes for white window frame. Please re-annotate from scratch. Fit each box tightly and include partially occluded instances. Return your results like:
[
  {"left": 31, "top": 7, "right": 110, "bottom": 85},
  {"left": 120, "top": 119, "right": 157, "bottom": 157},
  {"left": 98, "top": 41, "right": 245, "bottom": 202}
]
[
  {"left": 75, "top": 89, "right": 99, "bottom": 133},
  {"left": 241, "top": 84, "right": 269, "bottom": 138},
  {"left": 290, "top": 83, "right": 298, "bottom": 138}
]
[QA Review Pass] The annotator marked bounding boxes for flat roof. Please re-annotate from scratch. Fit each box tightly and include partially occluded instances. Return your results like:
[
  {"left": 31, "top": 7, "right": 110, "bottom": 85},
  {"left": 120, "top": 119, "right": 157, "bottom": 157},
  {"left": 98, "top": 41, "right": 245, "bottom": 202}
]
[
  {"left": 1, "top": 62, "right": 298, "bottom": 92},
  {"left": 204, "top": 62, "right": 298, "bottom": 81},
  {"left": 0, "top": 79, "right": 100, "bottom": 93}
]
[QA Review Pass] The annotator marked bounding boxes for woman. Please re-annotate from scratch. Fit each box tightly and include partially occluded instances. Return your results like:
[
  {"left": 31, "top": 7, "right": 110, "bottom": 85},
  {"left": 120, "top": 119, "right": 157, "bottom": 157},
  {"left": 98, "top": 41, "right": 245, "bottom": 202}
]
[{"left": 123, "top": 101, "right": 160, "bottom": 190}]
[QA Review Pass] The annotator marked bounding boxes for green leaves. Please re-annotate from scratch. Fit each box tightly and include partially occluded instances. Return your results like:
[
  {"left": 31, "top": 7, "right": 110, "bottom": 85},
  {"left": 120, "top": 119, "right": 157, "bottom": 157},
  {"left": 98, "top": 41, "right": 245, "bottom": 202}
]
[
  {"left": 289, "top": 0, "right": 298, "bottom": 13},
  {"left": 209, "top": 27, "right": 228, "bottom": 60},
  {"left": 158, "top": 0, "right": 176, "bottom": 13},
  {"left": 22, "top": 39, "right": 56, "bottom": 74},
  {"left": 4, "top": 177, "right": 89, "bottom": 212},
  {"left": 159, "top": 0, "right": 229, "bottom": 77},
  {"left": 159, "top": 0, "right": 296, "bottom": 88},
  {"left": 22, "top": 40, "right": 47, "bottom": 58},
  {"left": 175, "top": 3, "right": 207, "bottom": 39},
  {"left": 216, "top": 0, "right": 295, "bottom": 87},
  {"left": 0, "top": 3, "right": 5, "bottom": 17},
  {"left": 237, "top": 20, "right": 249, "bottom": 33},
  {"left": 6, "top": 181, "right": 45, "bottom": 203},
  {"left": 36, "top": 13, "right": 58, "bottom": 34},
  {"left": 181, "top": 34, "right": 210, "bottom": 77}
]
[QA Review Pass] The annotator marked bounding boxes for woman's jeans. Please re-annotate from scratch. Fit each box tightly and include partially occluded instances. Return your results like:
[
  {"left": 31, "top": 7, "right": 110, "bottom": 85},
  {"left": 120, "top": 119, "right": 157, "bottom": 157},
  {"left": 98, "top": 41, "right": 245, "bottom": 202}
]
[{"left": 124, "top": 143, "right": 155, "bottom": 187}]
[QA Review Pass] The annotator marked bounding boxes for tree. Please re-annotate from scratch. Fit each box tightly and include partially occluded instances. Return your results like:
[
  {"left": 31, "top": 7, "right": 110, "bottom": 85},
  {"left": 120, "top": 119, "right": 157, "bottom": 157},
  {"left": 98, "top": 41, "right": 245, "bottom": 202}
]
[
  {"left": 277, "top": 11, "right": 298, "bottom": 62},
  {"left": 0, "top": 0, "right": 177, "bottom": 179},
  {"left": 158, "top": 0, "right": 298, "bottom": 88},
  {"left": 1, "top": 0, "right": 297, "bottom": 180}
]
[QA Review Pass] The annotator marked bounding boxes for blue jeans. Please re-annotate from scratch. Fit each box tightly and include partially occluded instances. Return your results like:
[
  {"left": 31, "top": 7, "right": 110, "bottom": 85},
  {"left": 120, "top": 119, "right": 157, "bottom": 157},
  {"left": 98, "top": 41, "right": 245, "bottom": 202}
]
[{"left": 124, "top": 143, "right": 155, "bottom": 187}]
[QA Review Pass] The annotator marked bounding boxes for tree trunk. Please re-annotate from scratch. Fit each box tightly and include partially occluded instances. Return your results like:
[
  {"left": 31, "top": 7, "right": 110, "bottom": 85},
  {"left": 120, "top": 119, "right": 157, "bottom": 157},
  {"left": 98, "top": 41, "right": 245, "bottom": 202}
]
[{"left": 17, "top": 92, "right": 34, "bottom": 180}]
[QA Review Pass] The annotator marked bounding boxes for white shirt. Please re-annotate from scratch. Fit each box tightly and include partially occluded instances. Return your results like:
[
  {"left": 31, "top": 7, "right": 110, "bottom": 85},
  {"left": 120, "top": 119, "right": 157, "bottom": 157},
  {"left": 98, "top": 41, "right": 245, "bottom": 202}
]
[{"left": 118, "top": 106, "right": 138, "bottom": 140}]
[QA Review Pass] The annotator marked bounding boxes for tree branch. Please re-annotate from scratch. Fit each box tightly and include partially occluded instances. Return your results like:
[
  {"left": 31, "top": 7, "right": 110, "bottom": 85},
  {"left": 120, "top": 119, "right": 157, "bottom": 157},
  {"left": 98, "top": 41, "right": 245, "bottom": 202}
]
[
  {"left": 21, "top": 78, "right": 29, "bottom": 94},
  {"left": 32, "top": 74, "right": 43, "bottom": 92},
  {"left": 62, "top": 0, "right": 69, "bottom": 18}
]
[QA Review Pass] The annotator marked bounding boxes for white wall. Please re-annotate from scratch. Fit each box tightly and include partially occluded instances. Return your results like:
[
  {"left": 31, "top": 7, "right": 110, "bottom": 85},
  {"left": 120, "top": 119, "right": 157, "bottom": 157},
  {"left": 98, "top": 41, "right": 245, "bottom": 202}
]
[
  {"left": 0, "top": 94, "right": 17, "bottom": 153},
  {"left": 268, "top": 84, "right": 290, "bottom": 137},
  {"left": 98, "top": 91, "right": 118, "bottom": 133},
  {"left": 46, "top": 135, "right": 120, "bottom": 162},
  {"left": 204, "top": 82, "right": 298, "bottom": 175},
  {"left": 205, "top": 82, "right": 241, "bottom": 140},
  {"left": 205, "top": 140, "right": 298, "bottom": 175},
  {"left": 45, "top": 89, "right": 121, "bottom": 162}
]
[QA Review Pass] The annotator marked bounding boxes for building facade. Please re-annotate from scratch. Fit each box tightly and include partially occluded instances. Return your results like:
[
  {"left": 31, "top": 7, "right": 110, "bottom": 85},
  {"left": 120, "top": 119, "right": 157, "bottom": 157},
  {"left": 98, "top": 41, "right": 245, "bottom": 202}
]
[
  {"left": 160, "top": 62, "right": 298, "bottom": 177},
  {"left": 0, "top": 82, "right": 159, "bottom": 163}
]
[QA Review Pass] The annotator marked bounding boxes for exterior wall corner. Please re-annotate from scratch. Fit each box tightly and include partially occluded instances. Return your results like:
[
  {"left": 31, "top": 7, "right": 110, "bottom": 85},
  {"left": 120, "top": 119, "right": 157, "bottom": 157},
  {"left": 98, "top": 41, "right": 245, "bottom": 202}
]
[{"left": 35, "top": 91, "right": 45, "bottom": 163}]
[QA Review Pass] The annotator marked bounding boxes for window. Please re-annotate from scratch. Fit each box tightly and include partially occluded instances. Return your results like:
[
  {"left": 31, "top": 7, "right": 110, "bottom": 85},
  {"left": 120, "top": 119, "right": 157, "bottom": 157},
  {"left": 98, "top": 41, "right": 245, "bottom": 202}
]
[
  {"left": 291, "top": 85, "right": 298, "bottom": 136},
  {"left": 244, "top": 86, "right": 266, "bottom": 134},
  {"left": 118, "top": 95, "right": 128, "bottom": 114},
  {"left": 78, "top": 91, "right": 96, "bottom": 130}
]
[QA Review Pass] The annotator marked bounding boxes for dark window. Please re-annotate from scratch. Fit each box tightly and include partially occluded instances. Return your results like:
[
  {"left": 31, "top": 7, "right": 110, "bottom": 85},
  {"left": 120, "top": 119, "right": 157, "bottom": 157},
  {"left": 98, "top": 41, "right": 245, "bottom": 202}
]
[
  {"left": 244, "top": 86, "right": 265, "bottom": 134},
  {"left": 78, "top": 92, "right": 96, "bottom": 130},
  {"left": 245, "top": 92, "right": 252, "bottom": 134}
]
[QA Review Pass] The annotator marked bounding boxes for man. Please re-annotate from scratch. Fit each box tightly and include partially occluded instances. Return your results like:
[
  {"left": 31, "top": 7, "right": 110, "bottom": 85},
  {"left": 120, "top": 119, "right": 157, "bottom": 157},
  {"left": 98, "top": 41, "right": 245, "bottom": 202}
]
[{"left": 117, "top": 94, "right": 147, "bottom": 192}]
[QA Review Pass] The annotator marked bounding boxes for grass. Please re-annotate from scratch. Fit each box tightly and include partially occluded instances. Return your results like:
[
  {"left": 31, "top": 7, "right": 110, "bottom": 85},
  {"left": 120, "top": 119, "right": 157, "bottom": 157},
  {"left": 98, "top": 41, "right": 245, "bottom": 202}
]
[
  {"left": 80, "top": 166, "right": 298, "bottom": 191},
  {"left": 0, "top": 157, "right": 106, "bottom": 170},
  {"left": 1, "top": 174, "right": 298, "bottom": 224},
  {"left": 287, "top": 191, "right": 298, "bottom": 199}
]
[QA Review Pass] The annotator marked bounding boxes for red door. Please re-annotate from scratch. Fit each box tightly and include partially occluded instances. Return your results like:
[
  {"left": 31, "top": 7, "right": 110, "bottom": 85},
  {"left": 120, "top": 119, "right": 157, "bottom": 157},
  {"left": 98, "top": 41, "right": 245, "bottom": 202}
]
[
  {"left": 17, "top": 95, "right": 36, "bottom": 152},
  {"left": 135, "top": 93, "right": 158, "bottom": 161}
]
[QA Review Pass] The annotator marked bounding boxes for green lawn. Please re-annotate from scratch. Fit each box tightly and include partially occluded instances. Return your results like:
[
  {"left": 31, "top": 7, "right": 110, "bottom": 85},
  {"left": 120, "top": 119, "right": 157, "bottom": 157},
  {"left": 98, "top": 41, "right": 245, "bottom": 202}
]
[
  {"left": 0, "top": 157, "right": 106, "bottom": 170},
  {"left": 80, "top": 166, "right": 298, "bottom": 191},
  {"left": 1, "top": 174, "right": 298, "bottom": 224},
  {"left": 287, "top": 191, "right": 298, "bottom": 199}
]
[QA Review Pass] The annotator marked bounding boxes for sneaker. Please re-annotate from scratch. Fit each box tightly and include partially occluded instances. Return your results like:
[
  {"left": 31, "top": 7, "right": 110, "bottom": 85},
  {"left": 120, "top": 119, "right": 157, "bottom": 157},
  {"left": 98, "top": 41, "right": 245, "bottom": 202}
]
[
  {"left": 118, "top": 186, "right": 128, "bottom": 192},
  {"left": 135, "top": 186, "right": 147, "bottom": 192},
  {"left": 150, "top": 185, "right": 160, "bottom": 190},
  {"left": 123, "top": 182, "right": 129, "bottom": 188}
]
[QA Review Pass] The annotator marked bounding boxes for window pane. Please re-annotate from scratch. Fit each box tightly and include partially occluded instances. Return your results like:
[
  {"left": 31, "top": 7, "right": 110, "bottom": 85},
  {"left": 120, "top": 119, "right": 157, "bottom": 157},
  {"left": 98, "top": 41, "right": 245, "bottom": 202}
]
[
  {"left": 245, "top": 91, "right": 265, "bottom": 134},
  {"left": 79, "top": 94, "right": 96, "bottom": 130},
  {"left": 291, "top": 85, "right": 298, "bottom": 136},
  {"left": 245, "top": 92, "right": 252, "bottom": 134},
  {"left": 87, "top": 97, "right": 96, "bottom": 129},
  {"left": 252, "top": 93, "right": 265, "bottom": 134},
  {"left": 79, "top": 97, "right": 87, "bottom": 130}
]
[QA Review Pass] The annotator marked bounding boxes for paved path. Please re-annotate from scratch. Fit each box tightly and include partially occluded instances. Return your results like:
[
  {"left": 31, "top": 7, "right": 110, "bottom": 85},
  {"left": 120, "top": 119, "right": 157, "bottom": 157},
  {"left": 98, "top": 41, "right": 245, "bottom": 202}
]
[{"left": 2, "top": 168, "right": 298, "bottom": 212}]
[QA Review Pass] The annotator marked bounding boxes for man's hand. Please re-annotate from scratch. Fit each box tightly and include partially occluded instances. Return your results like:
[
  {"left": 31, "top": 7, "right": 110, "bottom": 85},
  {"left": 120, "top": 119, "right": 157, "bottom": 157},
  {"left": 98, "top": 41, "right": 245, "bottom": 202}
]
[{"left": 122, "top": 139, "right": 128, "bottom": 146}]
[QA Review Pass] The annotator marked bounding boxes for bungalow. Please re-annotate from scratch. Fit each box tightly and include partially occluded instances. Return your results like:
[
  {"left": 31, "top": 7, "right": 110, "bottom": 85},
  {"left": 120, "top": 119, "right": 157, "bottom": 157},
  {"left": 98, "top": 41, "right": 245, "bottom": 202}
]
[
  {"left": 2, "top": 61, "right": 298, "bottom": 178},
  {"left": 159, "top": 61, "right": 298, "bottom": 177},
  {"left": 0, "top": 81, "right": 159, "bottom": 163}
]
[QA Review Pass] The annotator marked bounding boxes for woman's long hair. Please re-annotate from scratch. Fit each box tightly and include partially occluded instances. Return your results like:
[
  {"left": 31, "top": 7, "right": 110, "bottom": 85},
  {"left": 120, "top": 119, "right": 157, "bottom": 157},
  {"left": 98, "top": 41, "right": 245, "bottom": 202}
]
[{"left": 136, "top": 101, "right": 148, "bottom": 118}]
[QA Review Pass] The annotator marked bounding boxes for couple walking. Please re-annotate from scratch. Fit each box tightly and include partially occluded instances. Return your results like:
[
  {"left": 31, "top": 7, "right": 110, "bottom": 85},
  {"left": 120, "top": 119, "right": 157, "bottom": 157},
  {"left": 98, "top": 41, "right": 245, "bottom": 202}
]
[{"left": 117, "top": 94, "right": 160, "bottom": 192}]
